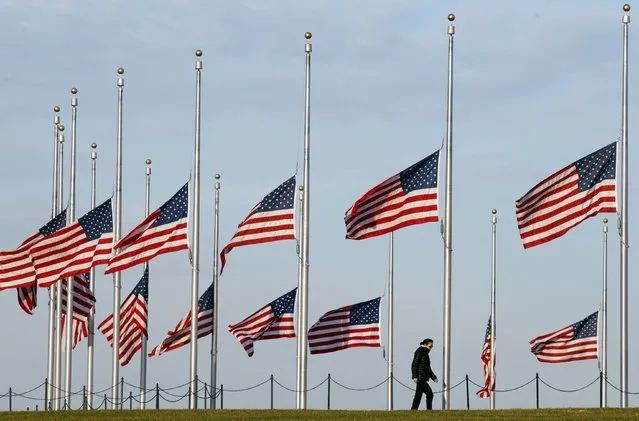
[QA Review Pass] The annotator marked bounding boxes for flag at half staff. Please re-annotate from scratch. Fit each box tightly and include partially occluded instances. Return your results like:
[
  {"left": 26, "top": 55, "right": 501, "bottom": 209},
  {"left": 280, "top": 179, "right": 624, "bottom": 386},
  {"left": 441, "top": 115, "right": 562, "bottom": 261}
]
[
  {"left": 344, "top": 150, "right": 439, "bottom": 240},
  {"left": 529, "top": 311, "right": 598, "bottom": 364},
  {"left": 31, "top": 199, "right": 113, "bottom": 288},
  {"left": 99, "top": 267, "right": 149, "bottom": 365},
  {"left": 516, "top": 142, "right": 617, "bottom": 248},
  {"left": 61, "top": 273, "right": 96, "bottom": 349},
  {"left": 228, "top": 288, "right": 296, "bottom": 357},
  {"left": 476, "top": 316, "right": 495, "bottom": 398},
  {"left": 220, "top": 175, "right": 296, "bottom": 274},
  {"left": 105, "top": 183, "right": 189, "bottom": 274},
  {"left": 308, "top": 297, "right": 381, "bottom": 354},
  {"left": 149, "top": 283, "right": 213, "bottom": 357}
]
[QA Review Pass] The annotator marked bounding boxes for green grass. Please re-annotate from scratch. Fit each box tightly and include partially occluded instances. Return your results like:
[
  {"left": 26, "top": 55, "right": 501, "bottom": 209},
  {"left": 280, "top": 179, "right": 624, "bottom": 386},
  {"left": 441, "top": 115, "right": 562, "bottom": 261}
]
[{"left": 0, "top": 409, "right": 638, "bottom": 420}]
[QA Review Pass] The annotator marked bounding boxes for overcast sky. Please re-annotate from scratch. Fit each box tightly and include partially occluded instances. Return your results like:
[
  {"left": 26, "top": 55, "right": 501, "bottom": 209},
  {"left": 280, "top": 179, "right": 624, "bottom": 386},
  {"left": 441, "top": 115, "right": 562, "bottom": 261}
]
[{"left": 0, "top": 0, "right": 637, "bottom": 411}]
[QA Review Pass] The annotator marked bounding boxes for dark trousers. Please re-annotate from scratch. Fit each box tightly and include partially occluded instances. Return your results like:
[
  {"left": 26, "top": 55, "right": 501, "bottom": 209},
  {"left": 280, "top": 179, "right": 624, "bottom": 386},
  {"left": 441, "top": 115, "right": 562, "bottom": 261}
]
[{"left": 411, "top": 379, "right": 433, "bottom": 410}]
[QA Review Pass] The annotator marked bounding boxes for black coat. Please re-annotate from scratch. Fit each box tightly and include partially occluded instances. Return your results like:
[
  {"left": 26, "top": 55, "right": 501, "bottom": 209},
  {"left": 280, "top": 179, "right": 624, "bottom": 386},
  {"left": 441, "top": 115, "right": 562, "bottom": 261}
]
[{"left": 411, "top": 347, "right": 437, "bottom": 381}]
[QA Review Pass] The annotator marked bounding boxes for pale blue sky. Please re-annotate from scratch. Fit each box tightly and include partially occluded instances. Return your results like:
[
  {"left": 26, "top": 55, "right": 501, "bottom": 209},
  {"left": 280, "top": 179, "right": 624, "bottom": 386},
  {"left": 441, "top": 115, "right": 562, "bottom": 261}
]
[{"left": 0, "top": 0, "right": 637, "bottom": 411}]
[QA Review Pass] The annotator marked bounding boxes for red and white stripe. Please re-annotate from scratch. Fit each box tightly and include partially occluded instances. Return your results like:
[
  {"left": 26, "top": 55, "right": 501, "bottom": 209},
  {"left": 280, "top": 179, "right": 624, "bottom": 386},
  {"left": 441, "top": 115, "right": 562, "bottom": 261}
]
[
  {"left": 61, "top": 275, "right": 95, "bottom": 321},
  {"left": 308, "top": 306, "right": 380, "bottom": 355},
  {"left": 17, "top": 285, "right": 38, "bottom": 315},
  {"left": 529, "top": 326, "right": 598, "bottom": 363},
  {"left": 0, "top": 232, "right": 42, "bottom": 291},
  {"left": 99, "top": 293, "right": 148, "bottom": 366},
  {"left": 476, "top": 340, "right": 495, "bottom": 398},
  {"left": 228, "top": 306, "right": 295, "bottom": 357},
  {"left": 345, "top": 174, "right": 438, "bottom": 240},
  {"left": 148, "top": 307, "right": 213, "bottom": 357}
]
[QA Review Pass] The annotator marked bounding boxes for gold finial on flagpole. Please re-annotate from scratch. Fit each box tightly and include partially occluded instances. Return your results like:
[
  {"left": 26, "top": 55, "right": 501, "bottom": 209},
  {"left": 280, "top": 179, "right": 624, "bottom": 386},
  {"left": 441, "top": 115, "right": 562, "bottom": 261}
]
[
  {"left": 448, "top": 13, "right": 455, "bottom": 21},
  {"left": 54, "top": 106, "right": 60, "bottom": 112},
  {"left": 145, "top": 159, "right": 152, "bottom": 165},
  {"left": 117, "top": 67, "right": 124, "bottom": 75},
  {"left": 304, "top": 32, "right": 312, "bottom": 39},
  {"left": 71, "top": 87, "right": 78, "bottom": 95},
  {"left": 91, "top": 143, "right": 97, "bottom": 149},
  {"left": 604, "top": 218, "right": 609, "bottom": 224},
  {"left": 195, "top": 50, "right": 203, "bottom": 57},
  {"left": 624, "top": 4, "right": 631, "bottom": 12},
  {"left": 58, "top": 124, "right": 65, "bottom": 132}
]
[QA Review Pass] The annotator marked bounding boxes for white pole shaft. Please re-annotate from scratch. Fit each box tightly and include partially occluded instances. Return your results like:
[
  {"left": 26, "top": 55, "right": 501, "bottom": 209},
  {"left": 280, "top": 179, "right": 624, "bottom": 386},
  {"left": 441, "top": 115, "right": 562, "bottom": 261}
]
[
  {"left": 295, "top": 187, "right": 303, "bottom": 409},
  {"left": 490, "top": 210, "right": 496, "bottom": 410},
  {"left": 211, "top": 175, "right": 220, "bottom": 409},
  {"left": 87, "top": 143, "right": 97, "bottom": 409},
  {"left": 602, "top": 219, "right": 609, "bottom": 407},
  {"left": 140, "top": 161, "right": 151, "bottom": 409},
  {"left": 387, "top": 232, "right": 394, "bottom": 411},
  {"left": 54, "top": 131, "right": 64, "bottom": 410}
]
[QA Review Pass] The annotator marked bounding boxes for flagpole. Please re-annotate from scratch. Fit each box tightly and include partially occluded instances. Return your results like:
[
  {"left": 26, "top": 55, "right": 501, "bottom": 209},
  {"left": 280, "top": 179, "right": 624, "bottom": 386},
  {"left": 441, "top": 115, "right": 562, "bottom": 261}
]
[
  {"left": 64, "top": 87, "right": 78, "bottom": 409},
  {"left": 189, "top": 49, "right": 203, "bottom": 410},
  {"left": 111, "top": 67, "right": 125, "bottom": 410},
  {"left": 295, "top": 185, "right": 304, "bottom": 409},
  {"left": 299, "top": 32, "right": 312, "bottom": 410},
  {"left": 86, "top": 142, "right": 97, "bottom": 410},
  {"left": 387, "top": 232, "right": 394, "bottom": 411},
  {"left": 139, "top": 158, "right": 152, "bottom": 410},
  {"left": 54, "top": 124, "right": 65, "bottom": 410},
  {"left": 211, "top": 173, "right": 220, "bottom": 410},
  {"left": 602, "top": 218, "right": 609, "bottom": 407},
  {"left": 489, "top": 209, "right": 496, "bottom": 410},
  {"left": 46, "top": 106, "right": 60, "bottom": 411},
  {"left": 620, "top": 3, "right": 630, "bottom": 408},
  {"left": 442, "top": 13, "right": 455, "bottom": 410}
]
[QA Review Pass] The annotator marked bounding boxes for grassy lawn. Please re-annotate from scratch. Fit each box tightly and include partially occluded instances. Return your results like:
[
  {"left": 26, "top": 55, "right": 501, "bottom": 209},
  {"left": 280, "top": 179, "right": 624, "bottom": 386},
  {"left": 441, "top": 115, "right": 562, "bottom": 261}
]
[{"left": 0, "top": 409, "right": 638, "bottom": 420}]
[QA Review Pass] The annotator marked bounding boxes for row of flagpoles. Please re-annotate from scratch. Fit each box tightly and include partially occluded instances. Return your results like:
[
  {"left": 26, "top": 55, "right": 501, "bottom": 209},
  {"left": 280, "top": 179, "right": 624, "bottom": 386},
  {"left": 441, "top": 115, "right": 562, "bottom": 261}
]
[{"left": 0, "top": 4, "right": 633, "bottom": 412}]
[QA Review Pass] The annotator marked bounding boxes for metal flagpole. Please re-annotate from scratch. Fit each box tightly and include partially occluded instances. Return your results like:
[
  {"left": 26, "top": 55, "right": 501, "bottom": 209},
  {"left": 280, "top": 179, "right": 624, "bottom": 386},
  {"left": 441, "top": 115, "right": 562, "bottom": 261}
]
[
  {"left": 211, "top": 173, "right": 220, "bottom": 409},
  {"left": 387, "top": 232, "right": 394, "bottom": 411},
  {"left": 442, "top": 13, "right": 455, "bottom": 410},
  {"left": 295, "top": 185, "right": 304, "bottom": 409},
  {"left": 620, "top": 3, "right": 630, "bottom": 409},
  {"left": 299, "top": 32, "right": 313, "bottom": 410},
  {"left": 64, "top": 88, "right": 78, "bottom": 409},
  {"left": 189, "top": 49, "right": 203, "bottom": 410},
  {"left": 112, "top": 67, "right": 125, "bottom": 410},
  {"left": 139, "top": 158, "right": 152, "bottom": 410},
  {"left": 87, "top": 142, "right": 97, "bottom": 409},
  {"left": 602, "top": 218, "right": 609, "bottom": 407},
  {"left": 490, "top": 209, "right": 497, "bottom": 410},
  {"left": 47, "top": 106, "right": 60, "bottom": 411},
  {"left": 54, "top": 124, "right": 65, "bottom": 410}
]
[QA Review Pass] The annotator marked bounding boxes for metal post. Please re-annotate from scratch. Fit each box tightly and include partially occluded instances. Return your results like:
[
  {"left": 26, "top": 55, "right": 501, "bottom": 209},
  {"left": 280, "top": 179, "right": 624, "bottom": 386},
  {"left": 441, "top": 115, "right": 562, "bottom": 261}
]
[
  {"left": 620, "top": 3, "right": 631, "bottom": 409},
  {"left": 189, "top": 49, "right": 203, "bottom": 410},
  {"left": 120, "top": 377, "right": 124, "bottom": 410},
  {"left": 442, "top": 13, "right": 455, "bottom": 410},
  {"left": 82, "top": 386, "right": 86, "bottom": 410},
  {"left": 140, "top": 159, "right": 152, "bottom": 410},
  {"left": 602, "top": 218, "right": 609, "bottom": 407},
  {"left": 211, "top": 173, "right": 220, "bottom": 410},
  {"left": 155, "top": 383, "right": 159, "bottom": 410},
  {"left": 295, "top": 185, "right": 303, "bottom": 408},
  {"left": 111, "top": 67, "right": 125, "bottom": 410},
  {"left": 47, "top": 106, "right": 60, "bottom": 411},
  {"left": 220, "top": 385, "right": 223, "bottom": 409},
  {"left": 465, "top": 374, "right": 469, "bottom": 410},
  {"left": 270, "top": 374, "right": 274, "bottom": 409},
  {"left": 54, "top": 125, "right": 65, "bottom": 410},
  {"left": 64, "top": 87, "right": 78, "bottom": 410},
  {"left": 327, "top": 373, "right": 331, "bottom": 410},
  {"left": 490, "top": 209, "right": 497, "bottom": 410},
  {"left": 535, "top": 373, "right": 539, "bottom": 408},
  {"left": 299, "top": 31, "right": 313, "bottom": 410},
  {"left": 9, "top": 387, "right": 12, "bottom": 412},
  {"left": 44, "top": 378, "right": 49, "bottom": 411},
  {"left": 387, "top": 232, "right": 394, "bottom": 411},
  {"left": 87, "top": 142, "right": 97, "bottom": 410}
]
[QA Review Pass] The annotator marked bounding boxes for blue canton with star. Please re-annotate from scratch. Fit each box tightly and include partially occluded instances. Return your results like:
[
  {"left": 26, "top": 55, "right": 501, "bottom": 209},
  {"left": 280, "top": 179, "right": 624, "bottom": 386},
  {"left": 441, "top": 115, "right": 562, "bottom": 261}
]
[
  {"left": 399, "top": 150, "right": 439, "bottom": 194},
  {"left": 572, "top": 312, "right": 598, "bottom": 340},
  {"left": 350, "top": 297, "right": 380, "bottom": 325},
  {"left": 270, "top": 288, "right": 297, "bottom": 318},
  {"left": 256, "top": 176, "right": 296, "bottom": 213},
  {"left": 198, "top": 284, "right": 214, "bottom": 311},
  {"left": 132, "top": 266, "right": 150, "bottom": 301},
  {"left": 152, "top": 182, "right": 189, "bottom": 228},
  {"left": 78, "top": 199, "right": 113, "bottom": 241},
  {"left": 40, "top": 209, "right": 68, "bottom": 237},
  {"left": 574, "top": 142, "right": 616, "bottom": 192}
]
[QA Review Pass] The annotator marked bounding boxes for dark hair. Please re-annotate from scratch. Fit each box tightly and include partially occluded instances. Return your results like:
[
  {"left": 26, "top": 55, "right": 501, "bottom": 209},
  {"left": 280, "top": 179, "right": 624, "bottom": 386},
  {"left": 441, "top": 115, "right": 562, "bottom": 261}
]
[{"left": 420, "top": 338, "right": 433, "bottom": 346}]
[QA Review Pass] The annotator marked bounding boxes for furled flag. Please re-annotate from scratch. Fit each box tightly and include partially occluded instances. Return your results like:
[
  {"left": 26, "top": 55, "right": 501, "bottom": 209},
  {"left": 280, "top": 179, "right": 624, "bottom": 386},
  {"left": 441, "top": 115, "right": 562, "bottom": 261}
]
[
  {"left": 99, "top": 267, "right": 149, "bottom": 365},
  {"left": 149, "top": 283, "right": 213, "bottom": 357},
  {"left": 17, "top": 285, "right": 38, "bottom": 316},
  {"left": 61, "top": 273, "right": 96, "bottom": 349},
  {"left": 0, "top": 210, "right": 67, "bottom": 294},
  {"left": 516, "top": 142, "right": 617, "bottom": 249},
  {"left": 228, "top": 288, "right": 296, "bottom": 357},
  {"left": 220, "top": 175, "right": 296, "bottom": 274},
  {"left": 529, "top": 311, "right": 598, "bottom": 363},
  {"left": 344, "top": 151, "right": 439, "bottom": 240},
  {"left": 308, "top": 297, "right": 381, "bottom": 355},
  {"left": 476, "top": 317, "right": 495, "bottom": 398},
  {"left": 105, "top": 183, "right": 189, "bottom": 275},
  {"left": 31, "top": 199, "right": 113, "bottom": 288}
]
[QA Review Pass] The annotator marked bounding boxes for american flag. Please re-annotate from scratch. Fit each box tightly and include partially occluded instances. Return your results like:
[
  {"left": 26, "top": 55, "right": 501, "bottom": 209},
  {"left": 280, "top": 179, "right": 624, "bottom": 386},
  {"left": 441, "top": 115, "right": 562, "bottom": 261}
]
[
  {"left": 228, "top": 288, "right": 296, "bottom": 357},
  {"left": 61, "top": 273, "right": 96, "bottom": 349},
  {"left": 476, "top": 317, "right": 495, "bottom": 399},
  {"left": 105, "top": 183, "right": 189, "bottom": 275},
  {"left": 30, "top": 199, "right": 113, "bottom": 288},
  {"left": 529, "top": 311, "right": 598, "bottom": 363},
  {"left": 220, "top": 175, "right": 296, "bottom": 274},
  {"left": 99, "top": 266, "right": 149, "bottom": 365},
  {"left": 0, "top": 210, "right": 67, "bottom": 295},
  {"left": 516, "top": 143, "right": 617, "bottom": 249},
  {"left": 17, "top": 285, "right": 38, "bottom": 316},
  {"left": 344, "top": 151, "right": 439, "bottom": 240},
  {"left": 149, "top": 283, "right": 213, "bottom": 357},
  {"left": 308, "top": 297, "right": 381, "bottom": 355}
]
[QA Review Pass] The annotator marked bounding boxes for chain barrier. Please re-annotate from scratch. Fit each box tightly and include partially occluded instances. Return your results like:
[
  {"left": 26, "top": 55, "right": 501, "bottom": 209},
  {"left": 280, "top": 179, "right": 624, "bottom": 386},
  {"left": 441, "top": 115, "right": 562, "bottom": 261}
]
[
  {"left": 468, "top": 376, "right": 537, "bottom": 393},
  {"left": 219, "top": 377, "right": 271, "bottom": 392},
  {"left": 272, "top": 377, "right": 328, "bottom": 392},
  {"left": 331, "top": 377, "right": 388, "bottom": 392},
  {"left": 538, "top": 377, "right": 599, "bottom": 393},
  {"left": 605, "top": 379, "right": 639, "bottom": 395}
]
